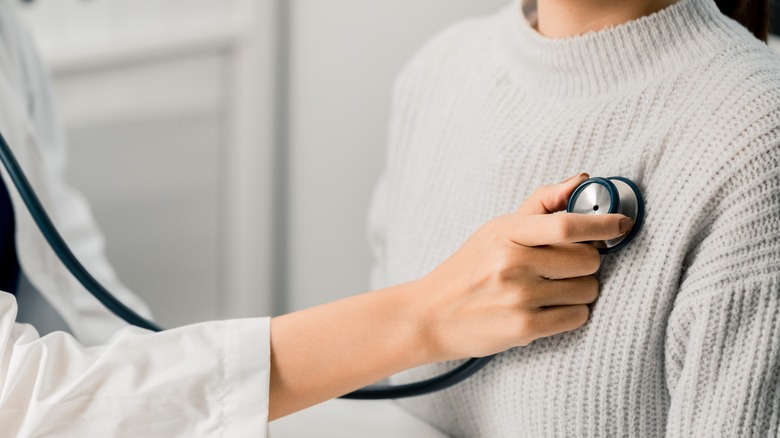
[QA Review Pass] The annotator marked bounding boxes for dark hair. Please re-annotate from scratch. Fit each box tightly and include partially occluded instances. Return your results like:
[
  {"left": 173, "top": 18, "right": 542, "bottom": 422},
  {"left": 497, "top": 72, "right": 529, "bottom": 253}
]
[{"left": 715, "top": 0, "right": 770, "bottom": 41}]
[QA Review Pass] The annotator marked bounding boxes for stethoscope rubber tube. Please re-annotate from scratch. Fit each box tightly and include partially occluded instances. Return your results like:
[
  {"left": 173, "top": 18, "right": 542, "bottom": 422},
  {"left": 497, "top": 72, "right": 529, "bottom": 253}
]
[
  {"left": 0, "top": 131, "right": 162, "bottom": 332},
  {"left": 341, "top": 355, "right": 496, "bottom": 399},
  {"left": 0, "top": 130, "right": 646, "bottom": 402},
  {"left": 1, "top": 127, "right": 485, "bottom": 399}
]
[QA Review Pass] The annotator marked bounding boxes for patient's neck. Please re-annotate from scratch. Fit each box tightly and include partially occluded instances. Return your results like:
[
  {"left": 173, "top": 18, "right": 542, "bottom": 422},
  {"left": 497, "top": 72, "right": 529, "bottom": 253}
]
[{"left": 534, "top": 0, "right": 678, "bottom": 38}]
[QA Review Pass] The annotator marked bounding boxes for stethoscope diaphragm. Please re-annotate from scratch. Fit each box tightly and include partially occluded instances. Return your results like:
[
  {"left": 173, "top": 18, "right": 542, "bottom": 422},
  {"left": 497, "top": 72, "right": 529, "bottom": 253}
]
[{"left": 566, "top": 176, "right": 645, "bottom": 254}]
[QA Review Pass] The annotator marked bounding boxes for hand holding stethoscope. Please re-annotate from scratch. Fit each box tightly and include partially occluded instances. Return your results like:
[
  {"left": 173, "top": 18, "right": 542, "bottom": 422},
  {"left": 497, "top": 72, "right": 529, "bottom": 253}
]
[
  {"left": 410, "top": 173, "right": 635, "bottom": 361},
  {"left": 269, "top": 172, "right": 640, "bottom": 416}
]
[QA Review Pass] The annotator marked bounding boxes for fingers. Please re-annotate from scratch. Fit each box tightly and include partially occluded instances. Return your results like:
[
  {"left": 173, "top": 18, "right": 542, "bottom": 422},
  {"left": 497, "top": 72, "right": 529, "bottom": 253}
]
[
  {"left": 526, "top": 305, "right": 591, "bottom": 340},
  {"left": 503, "top": 212, "right": 633, "bottom": 247},
  {"left": 530, "top": 275, "right": 600, "bottom": 307},
  {"left": 528, "top": 243, "right": 601, "bottom": 279},
  {"left": 515, "top": 173, "right": 590, "bottom": 215}
]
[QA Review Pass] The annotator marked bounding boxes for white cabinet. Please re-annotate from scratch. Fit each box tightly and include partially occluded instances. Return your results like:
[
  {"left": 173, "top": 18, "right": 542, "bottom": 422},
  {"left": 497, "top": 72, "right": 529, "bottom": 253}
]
[{"left": 17, "top": 0, "right": 278, "bottom": 327}]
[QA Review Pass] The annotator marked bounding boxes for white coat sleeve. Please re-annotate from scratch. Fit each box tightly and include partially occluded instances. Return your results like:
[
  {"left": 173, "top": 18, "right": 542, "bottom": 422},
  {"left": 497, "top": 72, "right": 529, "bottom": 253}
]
[
  {"left": 0, "top": 292, "right": 271, "bottom": 437},
  {"left": 0, "top": 4, "right": 273, "bottom": 434}
]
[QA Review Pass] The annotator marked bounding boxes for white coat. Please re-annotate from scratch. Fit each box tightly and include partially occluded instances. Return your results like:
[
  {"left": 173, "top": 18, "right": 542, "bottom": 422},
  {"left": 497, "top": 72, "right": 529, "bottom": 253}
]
[{"left": 0, "top": 2, "right": 271, "bottom": 436}]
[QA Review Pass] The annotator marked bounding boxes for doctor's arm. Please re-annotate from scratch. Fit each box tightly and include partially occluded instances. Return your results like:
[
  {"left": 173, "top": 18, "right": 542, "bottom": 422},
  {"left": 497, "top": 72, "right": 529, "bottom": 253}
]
[
  {"left": 268, "top": 174, "right": 632, "bottom": 419},
  {"left": 0, "top": 304, "right": 270, "bottom": 436},
  {"left": 0, "top": 175, "right": 625, "bottom": 436}
]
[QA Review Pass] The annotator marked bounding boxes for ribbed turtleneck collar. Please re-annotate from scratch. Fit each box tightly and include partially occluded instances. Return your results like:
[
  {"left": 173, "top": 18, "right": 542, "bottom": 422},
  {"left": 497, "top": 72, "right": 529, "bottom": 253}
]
[{"left": 499, "top": 0, "right": 749, "bottom": 98}]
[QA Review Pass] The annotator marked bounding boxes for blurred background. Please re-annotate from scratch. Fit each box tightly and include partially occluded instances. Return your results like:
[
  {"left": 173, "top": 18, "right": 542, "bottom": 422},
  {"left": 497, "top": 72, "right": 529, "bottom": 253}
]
[{"left": 17, "top": 0, "right": 507, "bottom": 328}]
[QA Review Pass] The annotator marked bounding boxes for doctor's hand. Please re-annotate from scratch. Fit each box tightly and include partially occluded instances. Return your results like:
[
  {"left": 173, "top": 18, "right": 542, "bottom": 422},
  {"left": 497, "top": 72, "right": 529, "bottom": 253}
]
[
  {"left": 417, "top": 173, "right": 633, "bottom": 362},
  {"left": 269, "top": 173, "right": 632, "bottom": 420}
]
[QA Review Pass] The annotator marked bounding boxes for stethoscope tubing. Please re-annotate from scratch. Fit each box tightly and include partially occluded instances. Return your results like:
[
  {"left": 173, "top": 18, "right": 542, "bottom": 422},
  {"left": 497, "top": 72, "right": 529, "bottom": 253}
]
[
  {"left": 0, "top": 131, "right": 162, "bottom": 332},
  {"left": 1, "top": 127, "right": 643, "bottom": 400},
  {"left": 341, "top": 355, "right": 496, "bottom": 399},
  {"left": 0, "top": 129, "right": 489, "bottom": 399}
]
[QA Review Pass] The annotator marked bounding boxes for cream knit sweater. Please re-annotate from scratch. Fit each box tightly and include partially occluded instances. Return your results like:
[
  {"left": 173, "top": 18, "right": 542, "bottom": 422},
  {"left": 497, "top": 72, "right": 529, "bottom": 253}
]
[{"left": 368, "top": 0, "right": 780, "bottom": 436}]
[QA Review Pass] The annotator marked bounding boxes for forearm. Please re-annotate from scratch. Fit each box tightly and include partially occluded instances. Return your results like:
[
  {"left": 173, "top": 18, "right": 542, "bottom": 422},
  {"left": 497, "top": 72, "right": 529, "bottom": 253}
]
[{"left": 268, "top": 281, "right": 432, "bottom": 420}]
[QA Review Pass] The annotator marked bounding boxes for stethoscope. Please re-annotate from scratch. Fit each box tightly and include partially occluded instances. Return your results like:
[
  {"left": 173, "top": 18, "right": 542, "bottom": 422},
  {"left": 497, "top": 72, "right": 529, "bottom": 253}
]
[{"left": 0, "top": 130, "right": 645, "bottom": 400}]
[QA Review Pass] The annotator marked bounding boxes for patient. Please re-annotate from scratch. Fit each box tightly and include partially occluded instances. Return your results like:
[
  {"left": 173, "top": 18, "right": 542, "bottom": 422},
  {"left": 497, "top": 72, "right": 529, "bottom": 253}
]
[{"left": 368, "top": 0, "right": 780, "bottom": 436}]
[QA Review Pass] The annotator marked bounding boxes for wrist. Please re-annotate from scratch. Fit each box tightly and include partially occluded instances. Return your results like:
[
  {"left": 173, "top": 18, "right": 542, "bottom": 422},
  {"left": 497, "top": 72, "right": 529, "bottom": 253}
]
[{"left": 391, "top": 278, "right": 445, "bottom": 366}]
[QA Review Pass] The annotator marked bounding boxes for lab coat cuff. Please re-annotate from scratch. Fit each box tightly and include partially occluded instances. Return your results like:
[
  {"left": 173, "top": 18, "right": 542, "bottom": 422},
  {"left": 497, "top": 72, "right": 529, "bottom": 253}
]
[{"left": 221, "top": 317, "right": 271, "bottom": 437}]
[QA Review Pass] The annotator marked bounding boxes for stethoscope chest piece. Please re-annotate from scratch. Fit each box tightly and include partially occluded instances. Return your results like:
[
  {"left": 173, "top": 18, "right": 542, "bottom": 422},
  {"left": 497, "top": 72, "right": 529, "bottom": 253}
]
[{"left": 566, "top": 176, "right": 645, "bottom": 254}]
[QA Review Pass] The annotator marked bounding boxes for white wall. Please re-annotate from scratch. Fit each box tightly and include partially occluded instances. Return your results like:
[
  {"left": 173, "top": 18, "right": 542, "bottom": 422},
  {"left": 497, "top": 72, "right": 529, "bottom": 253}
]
[
  {"left": 285, "top": 0, "right": 508, "bottom": 311},
  {"left": 16, "top": 0, "right": 510, "bottom": 325},
  {"left": 18, "top": 0, "right": 278, "bottom": 326}
]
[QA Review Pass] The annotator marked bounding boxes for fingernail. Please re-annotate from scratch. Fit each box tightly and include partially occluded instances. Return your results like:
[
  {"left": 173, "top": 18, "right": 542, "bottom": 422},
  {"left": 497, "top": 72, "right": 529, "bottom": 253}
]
[
  {"left": 619, "top": 217, "right": 634, "bottom": 234},
  {"left": 563, "top": 172, "right": 589, "bottom": 183}
]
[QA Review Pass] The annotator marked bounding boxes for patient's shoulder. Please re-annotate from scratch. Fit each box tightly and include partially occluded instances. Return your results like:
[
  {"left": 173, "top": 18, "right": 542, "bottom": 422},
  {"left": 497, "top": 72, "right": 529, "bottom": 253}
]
[
  {"left": 688, "top": 39, "right": 780, "bottom": 155},
  {"left": 703, "top": 38, "right": 780, "bottom": 117}
]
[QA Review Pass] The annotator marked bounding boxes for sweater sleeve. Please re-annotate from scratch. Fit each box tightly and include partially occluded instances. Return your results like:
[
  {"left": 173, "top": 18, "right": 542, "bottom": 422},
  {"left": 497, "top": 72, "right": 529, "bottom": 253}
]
[{"left": 664, "top": 142, "right": 780, "bottom": 436}]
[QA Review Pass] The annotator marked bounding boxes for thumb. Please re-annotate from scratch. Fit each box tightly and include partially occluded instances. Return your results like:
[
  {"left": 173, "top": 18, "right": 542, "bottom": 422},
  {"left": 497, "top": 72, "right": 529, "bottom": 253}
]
[{"left": 515, "top": 173, "right": 590, "bottom": 215}]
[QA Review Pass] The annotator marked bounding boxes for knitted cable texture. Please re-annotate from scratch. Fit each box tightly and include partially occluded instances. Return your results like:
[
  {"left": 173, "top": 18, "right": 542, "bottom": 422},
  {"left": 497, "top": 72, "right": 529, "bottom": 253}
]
[{"left": 368, "top": 0, "right": 780, "bottom": 436}]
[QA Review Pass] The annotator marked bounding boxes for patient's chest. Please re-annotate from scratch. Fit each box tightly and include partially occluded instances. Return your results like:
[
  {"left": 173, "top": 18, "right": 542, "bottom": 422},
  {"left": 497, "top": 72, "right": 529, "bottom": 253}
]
[{"left": 379, "top": 89, "right": 700, "bottom": 436}]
